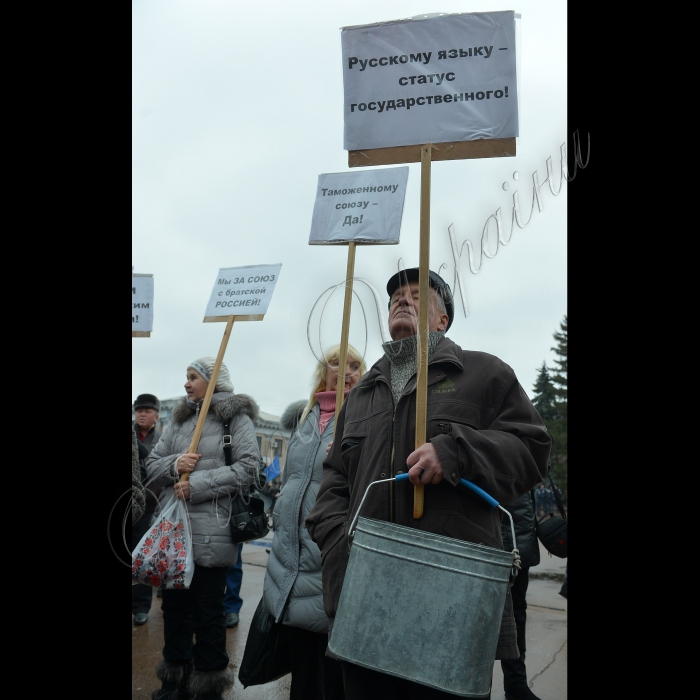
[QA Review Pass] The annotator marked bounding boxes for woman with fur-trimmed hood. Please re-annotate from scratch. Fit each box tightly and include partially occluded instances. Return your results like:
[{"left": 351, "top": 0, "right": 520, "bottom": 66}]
[
  {"left": 146, "top": 357, "right": 261, "bottom": 700},
  {"left": 260, "top": 344, "right": 366, "bottom": 700}
]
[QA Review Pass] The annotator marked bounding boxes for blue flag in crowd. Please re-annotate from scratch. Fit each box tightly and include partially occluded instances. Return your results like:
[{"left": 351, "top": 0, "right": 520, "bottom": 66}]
[{"left": 264, "top": 455, "right": 280, "bottom": 481}]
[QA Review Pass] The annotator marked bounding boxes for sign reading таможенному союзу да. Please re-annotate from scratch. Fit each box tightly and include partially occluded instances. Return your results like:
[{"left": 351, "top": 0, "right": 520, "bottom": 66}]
[
  {"left": 341, "top": 11, "right": 518, "bottom": 151},
  {"left": 309, "top": 167, "right": 409, "bottom": 245}
]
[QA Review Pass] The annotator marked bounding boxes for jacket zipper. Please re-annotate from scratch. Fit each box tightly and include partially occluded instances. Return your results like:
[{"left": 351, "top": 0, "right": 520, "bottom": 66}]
[{"left": 298, "top": 411, "right": 325, "bottom": 536}]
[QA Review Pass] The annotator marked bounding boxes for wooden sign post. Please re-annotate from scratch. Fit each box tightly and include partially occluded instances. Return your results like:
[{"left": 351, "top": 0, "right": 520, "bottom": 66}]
[
  {"left": 413, "top": 145, "right": 432, "bottom": 517},
  {"left": 180, "top": 264, "right": 282, "bottom": 483},
  {"left": 334, "top": 241, "right": 357, "bottom": 424}
]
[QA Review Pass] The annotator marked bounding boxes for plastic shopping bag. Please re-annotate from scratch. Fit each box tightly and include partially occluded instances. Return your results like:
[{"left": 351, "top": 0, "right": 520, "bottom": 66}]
[{"left": 132, "top": 493, "right": 194, "bottom": 589}]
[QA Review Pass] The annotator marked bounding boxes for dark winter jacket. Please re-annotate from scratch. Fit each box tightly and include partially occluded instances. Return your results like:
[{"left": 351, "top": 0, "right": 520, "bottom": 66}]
[
  {"left": 500, "top": 491, "right": 540, "bottom": 569},
  {"left": 133, "top": 423, "right": 162, "bottom": 514},
  {"left": 134, "top": 422, "right": 161, "bottom": 455},
  {"left": 306, "top": 336, "right": 550, "bottom": 659},
  {"left": 132, "top": 428, "right": 145, "bottom": 523},
  {"left": 135, "top": 437, "right": 159, "bottom": 514},
  {"left": 146, "top": 393, "right": 261, "bottom": 568}
]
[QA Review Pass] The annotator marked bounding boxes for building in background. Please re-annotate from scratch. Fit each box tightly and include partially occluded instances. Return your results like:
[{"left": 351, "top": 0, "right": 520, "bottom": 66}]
[
  {"left": 132, "top": 398, "right": 292, "bottom": 474},
  {"left": 256, "top": 409, "right": 290, "bottom": 470}
]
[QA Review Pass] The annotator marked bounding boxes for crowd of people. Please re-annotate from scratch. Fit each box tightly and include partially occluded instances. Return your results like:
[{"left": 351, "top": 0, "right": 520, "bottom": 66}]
[
  {"left": 534, "top": 482, "right": 563, "bottom": 518},
  {"left": 132, "top": 267, "right": 555, "bottom": 700}
]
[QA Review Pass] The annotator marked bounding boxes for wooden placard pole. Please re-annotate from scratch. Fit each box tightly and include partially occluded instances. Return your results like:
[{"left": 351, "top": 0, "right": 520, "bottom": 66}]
[
  {"left": 414, "top": 144, "right": 432, "bottom": 519},
  {"left": 334, "top": 241, "right": 357, "bottom": 433},
  {"left": 180, "top": 314, "right": 235, "bottom": 483}
]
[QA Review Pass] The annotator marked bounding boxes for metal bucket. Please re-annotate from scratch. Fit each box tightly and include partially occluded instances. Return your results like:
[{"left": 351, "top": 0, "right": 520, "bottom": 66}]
[{"left": 328, "top": 479, "right": 517, "bottom": 697}]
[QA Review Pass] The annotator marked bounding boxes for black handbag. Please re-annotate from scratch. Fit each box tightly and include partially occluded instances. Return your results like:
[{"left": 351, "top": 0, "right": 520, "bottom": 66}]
[
  {"left": 223, "top": 418, "right": 270, "bottom": 544},
  {"left": 229, "top": 491, "right": 270, "bottom": 544},
  {"left": 533, "top": 472, "right": 567, "bottom": 558},
  {"left": 238, "top": 597, "right": 291, "bottom": 688}
]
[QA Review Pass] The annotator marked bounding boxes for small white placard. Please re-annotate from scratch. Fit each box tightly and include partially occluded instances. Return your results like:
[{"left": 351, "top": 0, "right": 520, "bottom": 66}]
[
  {"left": 132, "top": 274, "right": 153, "bottom": 334},
  {"left": 309, "top": 167, "right": 409, "bottom": 245},
  {"left": 203, "top": 264, "right": 282, "bottom": 319},
  {"left": 342, "top": 11, "right": 518, "bottom": 150}
]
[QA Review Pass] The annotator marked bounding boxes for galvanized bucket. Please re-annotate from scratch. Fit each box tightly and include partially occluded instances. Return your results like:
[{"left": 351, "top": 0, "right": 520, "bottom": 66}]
[{"left": 328, "top": 476, "right": 518, "bottom": 698}]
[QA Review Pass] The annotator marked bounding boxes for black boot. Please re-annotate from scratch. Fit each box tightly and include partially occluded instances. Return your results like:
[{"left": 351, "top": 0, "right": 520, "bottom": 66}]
[
  {"left": 188, "top": 666, "right": 234, "bottom": 700},
  {"left": 502, "top": 653, "right": 542, "bottom": 700},
  {"left": 152, "top": 659, "right": 193, "bottom": 700}
]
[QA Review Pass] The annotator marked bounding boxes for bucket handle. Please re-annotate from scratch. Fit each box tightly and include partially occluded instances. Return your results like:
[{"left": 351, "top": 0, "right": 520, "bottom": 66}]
[{"left": 348, "top": 474, "right": 521, "bottom": 576}]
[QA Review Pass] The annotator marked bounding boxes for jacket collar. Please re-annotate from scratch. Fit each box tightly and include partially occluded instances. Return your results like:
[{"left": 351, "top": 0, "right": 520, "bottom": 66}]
[
  {"left": 368, "top": 335, "right": 463, "bottom": 385},
  {"left": 171, "top": 392, "right": 259, "bottom": 425}
]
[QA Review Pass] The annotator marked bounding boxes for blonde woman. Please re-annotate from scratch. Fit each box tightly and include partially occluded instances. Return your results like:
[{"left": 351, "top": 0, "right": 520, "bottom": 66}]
[{"left": 261, "top": 344, "right": 367, "bottom": 700}]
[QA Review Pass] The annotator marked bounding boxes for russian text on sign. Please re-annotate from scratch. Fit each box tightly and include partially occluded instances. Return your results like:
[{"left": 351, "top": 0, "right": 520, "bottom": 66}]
[
  {"left": 203, "top": 264, "right": 281, "bottom": 320},
  {"left": 341, "top": 11, "right": 518, "bottom": 150},
  {"left": 132, "top": 273, "right": 154, "bottom": 334},
  {"left": 309, "top": 167, "right": 409, "bottom": 244}
]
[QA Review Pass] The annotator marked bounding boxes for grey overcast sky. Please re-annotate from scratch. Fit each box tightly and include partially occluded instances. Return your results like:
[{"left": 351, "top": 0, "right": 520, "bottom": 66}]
[{"left": 132, "top": 1, "right": 567, "bottom": 418}]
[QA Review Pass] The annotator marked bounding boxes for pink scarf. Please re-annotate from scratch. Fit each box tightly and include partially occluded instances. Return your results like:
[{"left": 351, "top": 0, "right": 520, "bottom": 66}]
[{"left": 315, "top": 390, "right": 348, "bottom": 435}]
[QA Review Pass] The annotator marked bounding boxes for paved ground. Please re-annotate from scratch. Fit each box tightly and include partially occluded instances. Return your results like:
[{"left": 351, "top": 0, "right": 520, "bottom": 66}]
[{"left": 132, "top": 539, "right": 566, "bottom": 699}]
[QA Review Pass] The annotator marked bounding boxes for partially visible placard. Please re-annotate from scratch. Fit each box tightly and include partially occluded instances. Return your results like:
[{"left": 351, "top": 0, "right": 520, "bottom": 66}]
[
  {"left": 309, "top": 167, "right": 408, "bottom": 245},
  {"left": 342, "top": 11, "right": 518, "bottom": 151},
  {"left": 203, "top": 264, "right": 282, "bottom": 322},
  {"left": 132, "top": 273, "right": 153, "bottom": 337}
]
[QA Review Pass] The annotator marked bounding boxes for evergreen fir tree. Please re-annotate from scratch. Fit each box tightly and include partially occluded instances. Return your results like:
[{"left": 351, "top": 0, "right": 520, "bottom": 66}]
[
  {"left": 551, "top": 315, "right": 567, "bottom": 403},
  {"left": 532, "top": 361, "right": 557, "bottom": 422},
  {"left": 548, "top": 316, "right": 567, "bottom": 495}
]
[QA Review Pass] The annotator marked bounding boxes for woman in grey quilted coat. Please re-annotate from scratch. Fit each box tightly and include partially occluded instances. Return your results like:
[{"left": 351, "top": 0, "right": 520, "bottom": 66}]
[
  {"left": 262, "top": 344, "right": 366, "bottom": 700},
  {"left": 146, "top": 357, "right": 261, "bottom": 700}
]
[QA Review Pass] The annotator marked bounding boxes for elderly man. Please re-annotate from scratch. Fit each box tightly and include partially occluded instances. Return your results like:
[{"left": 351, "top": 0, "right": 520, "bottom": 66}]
[
  {"left": 132, "top": 393, "right": 162, "bottom": 626},
  {"left": 133, "top": 393, "right": 161, "bottom": 451},
  {"left": 306, "top": 268, "right": 551, "bottom": 700}
]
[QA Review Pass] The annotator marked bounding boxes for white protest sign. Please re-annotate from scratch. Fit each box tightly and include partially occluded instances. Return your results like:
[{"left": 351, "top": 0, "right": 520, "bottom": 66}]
[
  {"left": 342, "top": 11, "right": 518, "bottom": 151},
  {"left": 309, "top": 167, "right": 409, "bottom": 245},
  {"left": 203, "top": 264, "right": 282, "bottom": 322},
  {"left": 132, "top": 273, "right": 153, "bottom": 336}
]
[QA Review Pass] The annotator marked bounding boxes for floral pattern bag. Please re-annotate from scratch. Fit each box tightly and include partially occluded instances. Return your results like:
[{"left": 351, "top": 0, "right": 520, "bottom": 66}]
[{"left": 131, "top": 493, "right": 194, "bottom": 589}]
